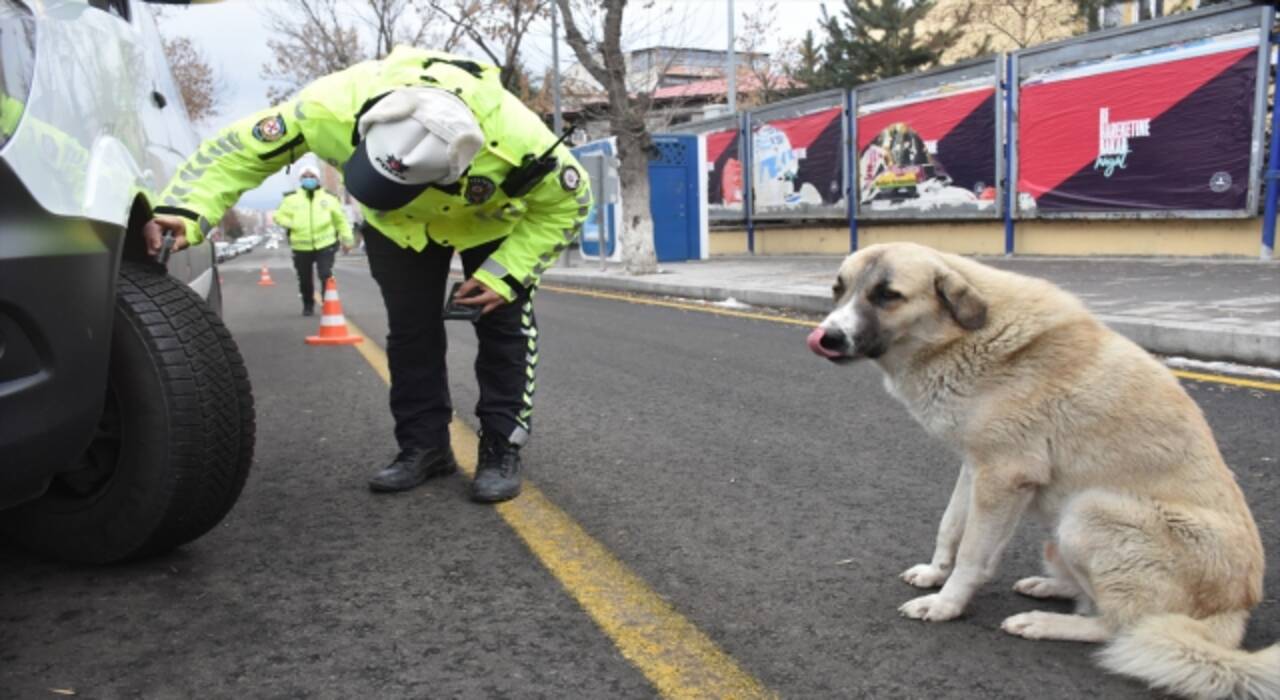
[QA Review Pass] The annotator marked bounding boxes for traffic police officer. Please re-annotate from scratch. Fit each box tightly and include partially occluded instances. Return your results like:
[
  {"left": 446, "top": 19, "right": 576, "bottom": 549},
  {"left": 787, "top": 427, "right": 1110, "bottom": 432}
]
[
  {"left": 144, "top": 48, "right": 591, "bottom": 503},
  {"left": 274, "top": 167, "right": 355, "bottom": 316}
]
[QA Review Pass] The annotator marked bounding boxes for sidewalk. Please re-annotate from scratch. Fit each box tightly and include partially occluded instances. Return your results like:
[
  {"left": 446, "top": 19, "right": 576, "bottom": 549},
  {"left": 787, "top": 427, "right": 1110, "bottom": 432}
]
[{"left": 543, "top": 255, "right": 1280, "bottom": 367}]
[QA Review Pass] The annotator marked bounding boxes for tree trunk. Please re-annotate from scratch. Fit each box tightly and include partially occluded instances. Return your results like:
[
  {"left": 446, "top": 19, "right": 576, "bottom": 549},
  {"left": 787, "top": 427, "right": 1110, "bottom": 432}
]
[
  {"left": 614, "top": 127, "right": 657, "bottom": 274},
  {"left": 555, "top": 0, "right": 660, "bottom": 275}
]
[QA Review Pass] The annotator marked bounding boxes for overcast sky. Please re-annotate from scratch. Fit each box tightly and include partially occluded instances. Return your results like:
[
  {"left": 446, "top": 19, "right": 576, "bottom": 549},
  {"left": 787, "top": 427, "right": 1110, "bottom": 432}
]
[{"left": 154, "top": 0, "right": 832, "bottom": 210}]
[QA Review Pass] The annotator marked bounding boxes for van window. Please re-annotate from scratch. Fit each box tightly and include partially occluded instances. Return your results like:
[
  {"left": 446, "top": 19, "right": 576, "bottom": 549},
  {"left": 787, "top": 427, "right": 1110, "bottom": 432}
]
[{"left": 88, "top": 0, "right": 130, "bottom": 22}]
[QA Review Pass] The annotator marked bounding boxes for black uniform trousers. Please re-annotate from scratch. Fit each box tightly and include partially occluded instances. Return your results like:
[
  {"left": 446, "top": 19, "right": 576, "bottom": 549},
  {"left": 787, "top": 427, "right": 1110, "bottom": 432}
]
[
  {"left": 364, "top": 224, "right": 537, "bottom": 452},
  {"left": 293, "top": 244, "right": 337, "bottom": 310}
]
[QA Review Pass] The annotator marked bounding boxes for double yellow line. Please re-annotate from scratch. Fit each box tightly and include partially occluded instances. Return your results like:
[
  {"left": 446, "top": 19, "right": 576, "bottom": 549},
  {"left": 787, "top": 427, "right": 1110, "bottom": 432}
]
[
  {"left": 541, "top": 285, "right": 1280, "bottom": 394},
  {"left": 346, "top": 319, "right": 774, "bottom": 700}
]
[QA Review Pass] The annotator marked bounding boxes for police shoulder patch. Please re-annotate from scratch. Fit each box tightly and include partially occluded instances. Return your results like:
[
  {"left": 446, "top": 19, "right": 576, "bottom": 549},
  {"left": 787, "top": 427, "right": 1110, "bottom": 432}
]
[
  {"left": 252, "top": 114, "right": 287, "bottom": 143},
  {"left": 466, "top": 175, "right": 496, "bottom": 204},
  {"left": 559, "top": 165, "right": 581, "bottom": 192}
]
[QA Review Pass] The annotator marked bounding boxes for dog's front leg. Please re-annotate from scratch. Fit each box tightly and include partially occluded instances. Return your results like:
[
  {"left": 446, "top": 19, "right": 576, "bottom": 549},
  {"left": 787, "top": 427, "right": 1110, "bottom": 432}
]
[
  {"left": 901, "top": 461, "right": 972, "bottom": 589},
  {"left": 900, "top": 469, "right": 1036, "bottom": 622}
]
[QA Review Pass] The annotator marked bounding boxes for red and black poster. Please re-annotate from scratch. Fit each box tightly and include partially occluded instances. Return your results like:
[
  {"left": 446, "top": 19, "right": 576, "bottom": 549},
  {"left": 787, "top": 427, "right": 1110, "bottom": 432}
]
[
  {"left": 705, "top": 127, "right": 743, "bottom": 214},
  {"left": 1017, "top": 31, "right": 1262, "bottom": 214},
  {"left": 856, "top": 80, "right": 997, "bottom": 217},
  {"left": 750, "top": 106, "right": 844, "bottom": 215}
]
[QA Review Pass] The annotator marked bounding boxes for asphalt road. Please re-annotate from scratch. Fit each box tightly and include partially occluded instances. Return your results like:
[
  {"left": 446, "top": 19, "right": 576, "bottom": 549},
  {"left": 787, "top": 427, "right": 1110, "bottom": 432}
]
[{"left": 2, "top": 247, "right": 1277, "bottom": 699}]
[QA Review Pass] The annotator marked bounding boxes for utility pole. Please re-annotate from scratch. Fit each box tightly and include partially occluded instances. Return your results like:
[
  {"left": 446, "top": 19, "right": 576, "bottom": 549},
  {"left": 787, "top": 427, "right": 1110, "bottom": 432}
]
[
  {"left": 551, "top": 0, "right": 564, "bottom": 136},
  {"left": 726, "top": 0, "right": 736, "bottom": 114}
]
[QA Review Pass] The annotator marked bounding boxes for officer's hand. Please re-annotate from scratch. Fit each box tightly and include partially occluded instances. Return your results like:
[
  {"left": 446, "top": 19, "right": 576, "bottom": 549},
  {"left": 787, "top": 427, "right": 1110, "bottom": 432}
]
[
  {"left": 143, "top": 215, "right": 191, "bottom": 258},
  {"left": 341, "top": 244, "right": 352, "bottom": 254},
  {"left": 453, "top": 277, "right": 507, "bottom": 315}
]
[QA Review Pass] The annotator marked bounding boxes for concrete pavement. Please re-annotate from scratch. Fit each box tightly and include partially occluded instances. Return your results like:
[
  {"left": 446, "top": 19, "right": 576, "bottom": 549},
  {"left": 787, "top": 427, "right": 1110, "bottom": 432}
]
[{"left": 543, "top": 254, "right": 1280, "bottom": 367}]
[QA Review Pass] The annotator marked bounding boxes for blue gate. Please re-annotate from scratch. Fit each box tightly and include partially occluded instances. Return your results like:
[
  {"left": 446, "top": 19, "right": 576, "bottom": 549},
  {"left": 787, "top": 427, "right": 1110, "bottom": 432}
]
[{"left": 648, "top": 135, "right": 700, "bottom": 262}]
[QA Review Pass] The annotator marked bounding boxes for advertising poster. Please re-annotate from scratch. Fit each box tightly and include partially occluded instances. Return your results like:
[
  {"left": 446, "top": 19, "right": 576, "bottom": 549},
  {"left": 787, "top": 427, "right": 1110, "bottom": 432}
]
[
  {"left": 856, "top": 78, "right": 997, "bottom": 217},
  {"left": 705, "top": 127, "right": 744, "bottom": 218},
  {"left": 750, "top": 106, "right": 844, "bottom": 216},
  {"left": 1017, "top": 30, "right": 1261, "bottom": 214}
]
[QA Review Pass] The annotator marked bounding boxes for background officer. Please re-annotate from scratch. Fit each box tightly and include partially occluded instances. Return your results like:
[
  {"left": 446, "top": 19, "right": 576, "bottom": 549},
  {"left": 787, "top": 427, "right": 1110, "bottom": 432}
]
[
  {"left": 143, "top": 48, "right": 591, "bottom": 504},
  {"left": 273, "top": 166, "right": 354, "bottom": 316}
]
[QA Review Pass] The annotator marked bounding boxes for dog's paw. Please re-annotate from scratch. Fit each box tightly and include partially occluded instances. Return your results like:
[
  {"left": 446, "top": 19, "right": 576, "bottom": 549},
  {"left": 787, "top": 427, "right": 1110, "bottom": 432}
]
[
  {"left": 900, "top": 563, "right": 949, "bottom": 589},
  {"left": 1001, "top": 612, "right": 1053, "bottom": 639},
  {"left": 898, "top": 594, "right": 963, "bottom": 622},
  {"left": 1013, "top": 576, "right": 1074, "bottom": 599}
]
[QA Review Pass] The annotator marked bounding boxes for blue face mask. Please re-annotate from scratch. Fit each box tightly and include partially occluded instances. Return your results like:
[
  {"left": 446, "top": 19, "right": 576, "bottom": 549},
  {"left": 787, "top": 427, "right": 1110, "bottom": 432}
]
[{"left": 300, "top": 177, "right": 320, "bottom": 191}]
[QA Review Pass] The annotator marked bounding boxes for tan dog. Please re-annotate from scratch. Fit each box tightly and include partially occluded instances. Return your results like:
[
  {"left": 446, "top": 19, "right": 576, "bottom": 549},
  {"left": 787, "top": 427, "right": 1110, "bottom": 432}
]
[{"left": 807, "top": 243, "right": 1276, "bottom": 699}]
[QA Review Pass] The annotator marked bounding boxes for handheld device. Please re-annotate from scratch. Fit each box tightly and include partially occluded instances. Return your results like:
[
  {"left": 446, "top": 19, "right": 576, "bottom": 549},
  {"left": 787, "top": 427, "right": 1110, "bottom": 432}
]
[
  {"left": 155, "top": 232, "right": 175, "bottom": 266},
  {"left": 443, "top": 281, "right": 483, "bottom": 322}
]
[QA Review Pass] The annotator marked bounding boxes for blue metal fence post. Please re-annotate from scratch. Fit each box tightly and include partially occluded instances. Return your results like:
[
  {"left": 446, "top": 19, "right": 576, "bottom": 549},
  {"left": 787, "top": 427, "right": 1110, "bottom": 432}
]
[
  {"left": 846, "top": 89, "right": 859, "bottom": 252},
  {"left": 1262, "top": 35, "right": 1279, "bottom": 260},
  {"left": 742, "top": 111, "right": 755, "bottom": 254},
  {"left": 1003, "top": 53, "right": 1016, "bottom": 256}
]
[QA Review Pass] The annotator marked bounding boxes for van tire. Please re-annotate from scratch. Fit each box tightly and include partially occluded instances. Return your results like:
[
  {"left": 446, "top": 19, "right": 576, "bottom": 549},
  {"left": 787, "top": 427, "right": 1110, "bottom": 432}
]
[{"left": 0, "top": 262, "right": 254, "bottom": 563}]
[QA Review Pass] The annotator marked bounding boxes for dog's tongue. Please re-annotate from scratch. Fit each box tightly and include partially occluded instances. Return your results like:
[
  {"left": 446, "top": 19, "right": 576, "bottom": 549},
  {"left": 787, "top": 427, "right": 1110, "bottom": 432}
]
[{"left": 807, "top": 327, "right": 842, "bottom": 358}]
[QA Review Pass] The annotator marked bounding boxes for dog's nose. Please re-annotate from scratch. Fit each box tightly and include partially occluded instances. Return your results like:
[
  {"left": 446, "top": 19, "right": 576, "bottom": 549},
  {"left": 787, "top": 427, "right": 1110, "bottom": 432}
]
[{"left": 807, "top": 326, "right": 845, "bottom": 358}]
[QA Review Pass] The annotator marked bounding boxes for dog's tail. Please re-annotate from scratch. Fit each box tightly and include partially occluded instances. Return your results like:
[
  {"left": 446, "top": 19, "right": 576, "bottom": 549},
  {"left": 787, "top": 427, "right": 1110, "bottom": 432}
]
[{"left": 1097, "top": 611, "right": 1280, "bottom": 699}]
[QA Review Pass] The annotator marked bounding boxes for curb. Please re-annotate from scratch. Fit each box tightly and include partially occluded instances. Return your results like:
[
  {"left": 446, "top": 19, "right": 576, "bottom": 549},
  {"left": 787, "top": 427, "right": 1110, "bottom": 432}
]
[{"left": 541, "top": 270, "right": 1280, "bottom": 367}]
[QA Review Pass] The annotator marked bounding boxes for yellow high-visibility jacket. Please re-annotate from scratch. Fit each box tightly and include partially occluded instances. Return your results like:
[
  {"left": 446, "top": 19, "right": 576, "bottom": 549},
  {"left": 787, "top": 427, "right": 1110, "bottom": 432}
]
[
  {"left": 273, "top": 188, "right": 354, "bottom": 251},
  {"left": 156, "top": 47, "right": 591, "bottom": 300}
]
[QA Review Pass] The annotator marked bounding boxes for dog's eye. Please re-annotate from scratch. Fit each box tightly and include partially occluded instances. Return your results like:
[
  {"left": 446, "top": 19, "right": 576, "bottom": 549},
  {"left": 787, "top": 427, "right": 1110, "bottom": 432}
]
[
  {"left": 870, "top": 283, "right": 905, "bottom": 306},
  {"left": 832, "top": 280, "right": 846, "bottom": 300}
]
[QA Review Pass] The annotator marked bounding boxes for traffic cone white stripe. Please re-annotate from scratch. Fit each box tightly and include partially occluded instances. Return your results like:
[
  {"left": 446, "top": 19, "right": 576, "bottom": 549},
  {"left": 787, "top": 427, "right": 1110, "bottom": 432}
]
[{"left": 305, "top": 276, "right": 363, "bottom": 345}]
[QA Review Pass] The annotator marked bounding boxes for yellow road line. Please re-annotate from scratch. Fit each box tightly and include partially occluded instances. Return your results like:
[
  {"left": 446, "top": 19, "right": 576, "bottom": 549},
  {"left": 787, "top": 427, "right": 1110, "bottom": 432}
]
[
  {"left": 1168, "top": 370, "right": 1280, "bottom": 392},
  {"left": 344, "top": 318, "right": 775, "bottom": 700},
  {"left": 540, "top": 285, "right": 1280, "bottom": 393}
]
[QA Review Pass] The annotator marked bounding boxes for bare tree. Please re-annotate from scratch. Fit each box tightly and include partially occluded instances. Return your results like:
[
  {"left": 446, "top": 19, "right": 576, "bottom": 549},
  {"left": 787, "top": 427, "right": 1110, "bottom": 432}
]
[
  {"left": 929, "top": 0, "right": 1080, "bottom": 62},
  {"left": 162, "top": 36, "right": 227, "bottom": 123},
  {"left": 428, "top": 0, "right": 549, "bottom": 93},
  {"left": 219, "top": 208, "right": 245, "bottom": 239},
  {"left": 261, "top": 0, "right": 457, "bottom": 104},
  {"left": 556, "top": 0, "right": 658, "bottom": 274},
  {"left": 736, "top": 2, "right": 794, "bottom": 108}
]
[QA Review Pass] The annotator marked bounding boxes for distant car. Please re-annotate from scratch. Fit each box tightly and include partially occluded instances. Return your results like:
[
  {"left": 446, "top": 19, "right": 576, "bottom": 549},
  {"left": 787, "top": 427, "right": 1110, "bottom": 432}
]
[
  {"left": 0, "top": 0, "right": 254, "bottom": 563},
  {"left": 214, "top": 240, "right": 232, "bottom": 262},
  {"left": 265, "top": 238, "right": 279, "bottom": 250}
]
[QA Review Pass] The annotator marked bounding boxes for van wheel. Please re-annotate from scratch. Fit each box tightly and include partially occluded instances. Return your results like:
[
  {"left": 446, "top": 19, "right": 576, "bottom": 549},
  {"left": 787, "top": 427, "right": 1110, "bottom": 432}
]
[{"left": 0, "top": 263, "right": 255, "bottom": 563}]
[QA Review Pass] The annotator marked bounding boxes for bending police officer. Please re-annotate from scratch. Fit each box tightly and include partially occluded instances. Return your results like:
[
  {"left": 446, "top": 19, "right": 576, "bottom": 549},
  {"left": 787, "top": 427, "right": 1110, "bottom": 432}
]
[{"left": 143, "top": 48, "right": 591, "bottom": 503}]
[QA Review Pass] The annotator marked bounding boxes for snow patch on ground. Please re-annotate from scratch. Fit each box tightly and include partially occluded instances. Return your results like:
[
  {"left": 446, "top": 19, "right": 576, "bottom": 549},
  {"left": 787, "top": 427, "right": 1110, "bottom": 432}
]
[
  {"left": 710, "top": 297, "right": 753, "bottom": 310},
  {"left": 1163, "top": 356, "right": 1280, "bottom": 380}
]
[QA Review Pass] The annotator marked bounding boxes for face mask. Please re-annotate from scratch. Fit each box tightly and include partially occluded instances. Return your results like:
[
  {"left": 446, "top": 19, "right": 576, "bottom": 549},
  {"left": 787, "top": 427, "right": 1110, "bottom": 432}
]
[{"left": 301, "top": 177, "right": 320, "bottom": 191}]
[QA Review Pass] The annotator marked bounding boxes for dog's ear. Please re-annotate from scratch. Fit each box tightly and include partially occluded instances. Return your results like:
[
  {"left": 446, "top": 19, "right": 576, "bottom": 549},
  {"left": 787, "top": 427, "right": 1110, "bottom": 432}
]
[{"left": 935, "top": 267, "right": 987, "bottom": 331}]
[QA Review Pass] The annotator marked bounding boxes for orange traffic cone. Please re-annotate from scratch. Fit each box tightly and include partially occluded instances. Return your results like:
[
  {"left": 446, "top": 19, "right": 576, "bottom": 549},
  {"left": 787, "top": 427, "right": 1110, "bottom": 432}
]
[
  {"left": 257, "top": 266, "right": 276, "bottom": 286},
  {"left": 305, "top": 277, "right": 363, "bottom": 346}
]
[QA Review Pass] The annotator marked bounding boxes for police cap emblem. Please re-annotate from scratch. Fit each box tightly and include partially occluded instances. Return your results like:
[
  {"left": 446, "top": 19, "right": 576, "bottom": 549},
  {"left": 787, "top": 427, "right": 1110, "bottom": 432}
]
[
  {"left": 252, "top": 115, "right": 287, "bottom": 143},
  {"left": 466, "top": 175, "right": 496, "bottom": 204},
  {"left": 559, "top": 165, "right": 581, "bottom": 192}
]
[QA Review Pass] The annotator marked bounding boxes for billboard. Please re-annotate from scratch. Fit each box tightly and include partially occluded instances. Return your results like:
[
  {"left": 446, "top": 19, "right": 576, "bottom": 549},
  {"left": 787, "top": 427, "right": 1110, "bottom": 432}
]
[
  {"left": 856, "top": 73, "right": 999, "bottom": 219},
  {"left": 1017, "top": 29, "right": 1264, "bottom": 215},
  {"left": 750, "top": 102, "right": 846, "bottom": 218},
  {"left": 705, "top": 126, "right": 744, "bottom": 219}
]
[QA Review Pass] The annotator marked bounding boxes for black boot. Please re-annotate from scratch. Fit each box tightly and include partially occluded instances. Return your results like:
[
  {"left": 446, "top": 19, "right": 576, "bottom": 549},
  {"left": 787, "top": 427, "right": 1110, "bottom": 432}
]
[
  {"left": 471, "top": 432, "right": 522, "bottom": 503},
  {"left": 302, "top": 304, "right": 314, "bottom": 317},
  {"left": 368, "top": 447, "right": 458, "bottom": 493}
]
